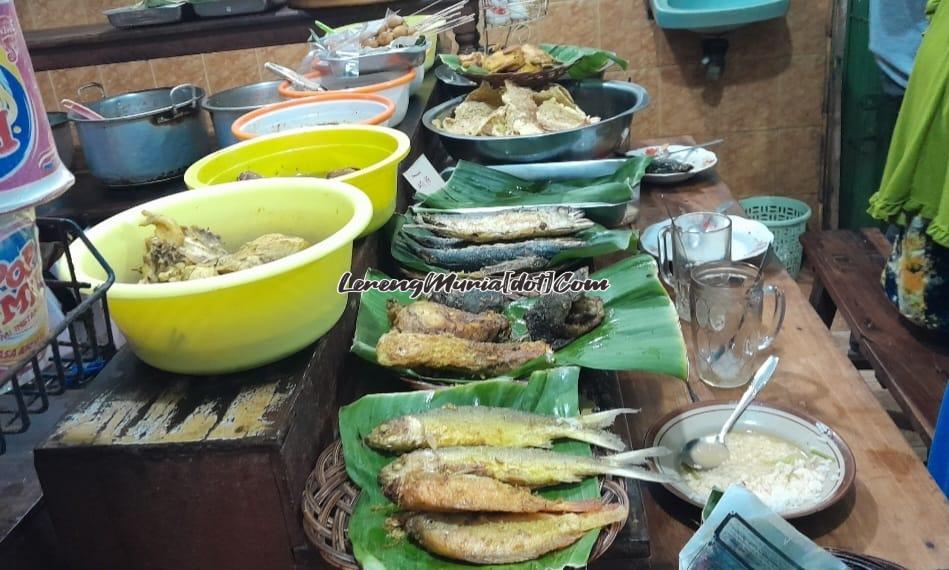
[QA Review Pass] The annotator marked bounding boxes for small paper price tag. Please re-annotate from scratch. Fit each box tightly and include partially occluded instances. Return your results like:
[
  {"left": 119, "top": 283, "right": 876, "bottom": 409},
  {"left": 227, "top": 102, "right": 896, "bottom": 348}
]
[{"left": 403, "top": 155, "right": 445, "bottom": 197}]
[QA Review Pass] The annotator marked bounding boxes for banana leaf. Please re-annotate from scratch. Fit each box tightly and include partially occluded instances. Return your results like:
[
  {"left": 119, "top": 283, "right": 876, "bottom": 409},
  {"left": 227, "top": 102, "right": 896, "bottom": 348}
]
[
  {"left": 339, "top": 366, "right": 603, "bottom": 570},
  {"left": 350, "top": 255, "right": 688, "bottom": 382},
  {"left": 540, "top": 44, "right": 628, "bottom": 79},
  {"left": 439, "top": 45, "right": 627, "bottom": 79},
  {"left": 390, "top": 215, "right": 636, "bottom": 275},
  {"left": 416, "top": 158, "right": 648, "bottom": 210}
]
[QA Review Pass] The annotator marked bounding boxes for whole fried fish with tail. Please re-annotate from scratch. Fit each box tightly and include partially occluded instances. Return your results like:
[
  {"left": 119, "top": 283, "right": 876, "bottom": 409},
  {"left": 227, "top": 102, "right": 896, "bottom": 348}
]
[
  {"left": 366, "top": 405, "right": 636, "bottom": 452},
  {"left": 388, "top": 471, "right": 604, "bottom": 514},
  {"left": 375, "top": 331, "right": 550, "bottom": 378},
  {"left": 380, "top": 446, "right": 679, "bottom": 489},
  {"left": 387, "top": 300, "right": 510, "bottom": 341},
  {"left": 410, "top": 238, "right": 585, "bottom": 272},
  {"left": 409, "top": 207, "right": 594, "bottom": 243},
  {"left": 401, "top": 504, "right": 628, "bottom": 564}
]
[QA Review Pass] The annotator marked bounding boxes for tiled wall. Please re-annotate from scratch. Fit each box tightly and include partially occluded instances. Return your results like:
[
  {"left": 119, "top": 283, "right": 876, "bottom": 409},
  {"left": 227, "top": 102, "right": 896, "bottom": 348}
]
[
  {"left": 18, "top": 0, "right": 830, "bottom": 217},
  {"left": 17, "top": 0, "right": 311, "bottom": 109}
]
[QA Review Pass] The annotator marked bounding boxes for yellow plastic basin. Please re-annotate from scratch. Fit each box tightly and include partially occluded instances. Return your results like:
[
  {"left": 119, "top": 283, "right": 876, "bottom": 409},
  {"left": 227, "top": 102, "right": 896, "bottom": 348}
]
[
  {"left": 184, "top": 125, "right": 410, "bottom": 235},
  {"left": 66, "top": 178, "right": 372, "bottom": 375}
]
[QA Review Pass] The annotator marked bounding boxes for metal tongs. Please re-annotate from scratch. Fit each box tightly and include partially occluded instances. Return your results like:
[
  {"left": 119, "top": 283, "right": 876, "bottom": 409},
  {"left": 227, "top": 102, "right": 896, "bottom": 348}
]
[{"left": 264, "top": 62, "right": 325, "bottom": 92}]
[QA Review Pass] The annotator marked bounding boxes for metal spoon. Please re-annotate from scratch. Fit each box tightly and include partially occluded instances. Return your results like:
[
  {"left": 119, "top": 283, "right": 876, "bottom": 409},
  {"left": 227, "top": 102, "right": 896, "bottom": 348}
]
[
  {"left": 680, "top": 355, "right": 779, "bottom": 470},
  {"left": 264, "top": 62, "right": 325, "bottom": 92},
  {"left": 663, "top": 138, "right": 725, "bottom": 157}
]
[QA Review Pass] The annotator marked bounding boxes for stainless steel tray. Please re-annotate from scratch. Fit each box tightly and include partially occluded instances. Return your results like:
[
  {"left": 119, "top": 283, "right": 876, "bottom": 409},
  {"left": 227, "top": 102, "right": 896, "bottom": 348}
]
[
  {"left": 316, "top": 44, "right": 427, "bottom": 76},
  {"left": 193, "top": 0, "right": 284, "bottom": 18},
  {"left": 104, "top": 4, "right": 190, "bottom": 28},
  {"left": 438, "top": 159, "right": 639, "bottom": 227}
]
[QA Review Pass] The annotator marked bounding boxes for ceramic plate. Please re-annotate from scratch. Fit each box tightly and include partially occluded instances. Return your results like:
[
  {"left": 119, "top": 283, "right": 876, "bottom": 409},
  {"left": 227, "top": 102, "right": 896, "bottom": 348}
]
[
  {"left": 645, "top": 401, "right": 856, "bottom": 519},
  {"left": 641, "top": 215, "right": 773, "bottom": 261},
  {"left": 626, "top": 144, "right": 718, "bottom": 184}
]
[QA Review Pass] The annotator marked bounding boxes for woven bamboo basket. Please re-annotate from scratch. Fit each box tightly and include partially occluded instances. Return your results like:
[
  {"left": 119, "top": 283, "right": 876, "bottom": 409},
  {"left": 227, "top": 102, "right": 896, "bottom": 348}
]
[
  {"left": 302, "top": 440, "right": 630, "bottom": 569},
  {"left": 457, "top": 65, "right": 568, "bottom": 88}
]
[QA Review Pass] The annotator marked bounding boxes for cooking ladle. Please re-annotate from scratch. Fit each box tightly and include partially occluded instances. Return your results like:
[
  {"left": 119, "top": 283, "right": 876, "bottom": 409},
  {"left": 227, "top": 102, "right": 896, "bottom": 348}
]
[{"left": 680, "top": 355, "right": 780, "bottom": 471}]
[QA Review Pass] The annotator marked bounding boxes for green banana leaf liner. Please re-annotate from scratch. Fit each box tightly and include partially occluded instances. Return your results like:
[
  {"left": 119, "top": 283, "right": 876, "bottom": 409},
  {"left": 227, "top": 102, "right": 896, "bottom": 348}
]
[
  {"left": 350, "top": 255, "right": 688, "bottom": 383},
  {"left": 390, "top": 215, "right": 636, "bottom": 276},
  {"left": 339, "top": 366, "right": 606, "bottom": 570},
  {"left": 440, "top": 44, "right": 628, "bottom": 80},
  {"left": 414, "top": 157, "right": 649, "bottom": 210}
]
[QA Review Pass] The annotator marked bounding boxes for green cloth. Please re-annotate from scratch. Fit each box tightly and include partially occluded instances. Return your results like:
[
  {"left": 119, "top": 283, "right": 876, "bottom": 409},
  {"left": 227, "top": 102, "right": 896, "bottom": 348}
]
[{"left": 867, "top": 0, "right": 949, "bottom": 247}]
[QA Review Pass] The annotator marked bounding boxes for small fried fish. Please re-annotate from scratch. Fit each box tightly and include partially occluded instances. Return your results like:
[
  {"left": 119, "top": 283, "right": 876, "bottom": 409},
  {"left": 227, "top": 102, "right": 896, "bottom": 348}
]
[
  {"left": 366, "top": 404, "right": 635, "bottom": 452},
  {"left": 402, "top": 504, "right": 628, "bottom": 564},
  {"left": 375, "top": 331, "right": 550, "bottom": 378},
  {"left": 387, "top": 471, "right": 603, "bottom": 514},
  {"left": 387, "top": 300, "right": 510, "bottom": 341},
  {"left": 380, "top": 446, "right": 678, "bottom": 489},
  {"left": 410, "top": 207, "right": 594, "bottom": 243}
]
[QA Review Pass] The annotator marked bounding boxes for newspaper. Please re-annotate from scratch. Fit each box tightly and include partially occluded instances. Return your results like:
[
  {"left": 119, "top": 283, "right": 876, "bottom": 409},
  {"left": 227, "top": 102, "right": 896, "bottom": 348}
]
[{"left": 680, "top": 485, "right": 846, "bottom": 570}]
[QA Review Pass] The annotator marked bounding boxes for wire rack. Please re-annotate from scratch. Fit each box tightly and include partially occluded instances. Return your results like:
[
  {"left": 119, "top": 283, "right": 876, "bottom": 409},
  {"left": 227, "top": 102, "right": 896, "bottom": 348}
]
[
  {"left": 480, "top": 0, "right": 549, "bottom": 50},
  {"left": 0, "top": 218, "right": 116, "bottom": 455}
]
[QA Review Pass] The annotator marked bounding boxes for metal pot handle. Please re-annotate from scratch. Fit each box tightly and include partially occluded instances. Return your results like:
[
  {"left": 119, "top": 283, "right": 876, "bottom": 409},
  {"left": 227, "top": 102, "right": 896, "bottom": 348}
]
[
  {"left": 169, "top": 83, "right": 200, "bottom": 111},
  {"left": 153, "top": 84, "right": 200, "bottom": 125},
  {"left": 77, "top": 82, "right": 106, "bottom": 102}
]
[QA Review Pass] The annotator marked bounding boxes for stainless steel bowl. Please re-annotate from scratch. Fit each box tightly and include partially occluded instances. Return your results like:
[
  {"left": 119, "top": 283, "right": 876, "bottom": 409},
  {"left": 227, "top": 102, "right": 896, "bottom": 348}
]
[
  {"left": 423, "top": 80, "right": 650, "bottom": 164},
  {"left": 202, "top": 80, "right": 285, "bottom": 147}
]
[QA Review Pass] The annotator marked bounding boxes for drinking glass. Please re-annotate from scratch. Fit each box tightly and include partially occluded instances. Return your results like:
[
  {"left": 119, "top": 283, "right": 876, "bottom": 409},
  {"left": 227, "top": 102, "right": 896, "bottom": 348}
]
[
  {"left": 689, "top": 261, "right": 786, "bottom": 388},
  {"left": 657, "top": 212, "right": 732, "bottom": 321}
]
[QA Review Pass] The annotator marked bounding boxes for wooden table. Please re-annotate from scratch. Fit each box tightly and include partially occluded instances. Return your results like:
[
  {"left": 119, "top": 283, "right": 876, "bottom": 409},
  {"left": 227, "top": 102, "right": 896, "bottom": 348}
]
[{"left": 623, "top": 140, "right": 949, "bottom": 569}]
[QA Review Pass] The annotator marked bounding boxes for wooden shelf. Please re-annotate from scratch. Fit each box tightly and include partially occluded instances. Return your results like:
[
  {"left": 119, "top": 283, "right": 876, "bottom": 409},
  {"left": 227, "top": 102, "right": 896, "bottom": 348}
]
[{"left": 25, "top": 1, "right": 436, "bottom": 71}]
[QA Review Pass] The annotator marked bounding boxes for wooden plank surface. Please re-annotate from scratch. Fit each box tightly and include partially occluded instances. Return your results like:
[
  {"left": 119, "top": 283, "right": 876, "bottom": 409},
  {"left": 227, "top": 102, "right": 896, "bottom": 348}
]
[
  {"left": 623, "top": 139, "right": 949, "bottom": 569},
  {"left": 800, "top": 229, "right": 949, "bottom": 443}
]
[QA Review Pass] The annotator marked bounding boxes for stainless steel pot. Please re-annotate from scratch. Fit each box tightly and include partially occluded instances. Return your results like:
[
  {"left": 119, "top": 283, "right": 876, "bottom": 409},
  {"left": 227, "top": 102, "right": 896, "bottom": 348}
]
[
  {"left": 423, "top": 80, "right": 650, "bottom": 164},
  {"left": 201, "top": 80, "right": 285, "bottom": 148},
  {"left": 69, "top": 83, "right": 212, "bottom": 186},
  {"left": 47, "top": 111, "right": 74, "bottom": 169}
]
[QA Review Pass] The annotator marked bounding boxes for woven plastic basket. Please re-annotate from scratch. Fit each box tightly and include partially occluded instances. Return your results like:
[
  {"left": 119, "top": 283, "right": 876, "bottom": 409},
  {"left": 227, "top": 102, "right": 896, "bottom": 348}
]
[{"left": 739, "top": 197, "right": 812, "bottom": 278}]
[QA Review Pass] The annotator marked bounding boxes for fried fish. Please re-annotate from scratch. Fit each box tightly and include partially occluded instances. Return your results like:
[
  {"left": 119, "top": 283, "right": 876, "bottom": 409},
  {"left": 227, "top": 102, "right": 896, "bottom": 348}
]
[
  {"left": 386, "top": 300, "right": 510, "bottom": 342},
  {"left": 387, "top": 471, "right": 603, "bottom": 514},
  {"left": 380, "top": 446, "right": 678, "bottom": 489},
  {"left": 375, "top": 331, "right": 551, "bottom": 378},
  {"left": 402, "top": 504, "right": 628, "bottom": 564},
  {"left": 365, "top": 404, "right": 635, "bottom": 452}
]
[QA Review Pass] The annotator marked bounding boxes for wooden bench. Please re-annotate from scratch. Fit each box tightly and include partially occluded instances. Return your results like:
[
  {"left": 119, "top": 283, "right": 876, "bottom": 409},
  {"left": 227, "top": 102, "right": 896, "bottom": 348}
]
[{"left": 801, "top": 229, "right": 949, "bottom": 445}]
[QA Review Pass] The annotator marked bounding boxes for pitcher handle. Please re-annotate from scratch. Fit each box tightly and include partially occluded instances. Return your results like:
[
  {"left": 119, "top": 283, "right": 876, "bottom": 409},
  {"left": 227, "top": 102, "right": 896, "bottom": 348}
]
[
  {"left": 757, "top": 283, "right": 786, "bottom": 350},
  {"left": 657, "top": 226, "right": 675, "bottom": 287}
]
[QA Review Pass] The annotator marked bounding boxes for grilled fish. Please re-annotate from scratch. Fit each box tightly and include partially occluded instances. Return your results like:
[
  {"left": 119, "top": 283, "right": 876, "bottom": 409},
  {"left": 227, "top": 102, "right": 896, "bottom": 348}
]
[
  {"left": 410, "top": 238, "right": 585, "bottom": 272},
  {"left": 402, "top": 504, "right": 628, "bottom": 564},
  {"left": 402, "top": 232, "right": 467, "bottom": 249},
  {"left": 387, "top": 300, "right": 510, "bottom": 341},
  {"left": 375, "top": 331, "right": 551, "bottom": 378},
  {"left": 380, "top": 446, "right": 678, "bottom": 489},
  {"left": 366, "top": 404, "right": 634, "bottom": 452},
  {"left": 388, "top": 471, "right": 603, "bottom": 514},
  {"left": 409, "top": 207, "right": 594, "bottom": 243},
  {"left": 427, "top": 290, "right": 511, "bottom": 314}
]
